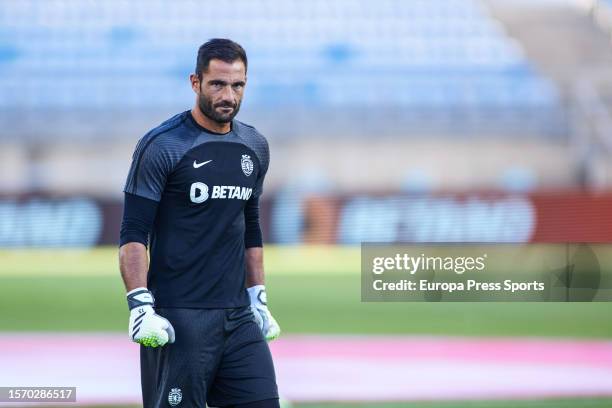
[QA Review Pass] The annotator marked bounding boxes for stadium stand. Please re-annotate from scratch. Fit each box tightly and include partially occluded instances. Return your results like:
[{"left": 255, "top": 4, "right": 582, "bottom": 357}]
[
  {"left": 8, "top": 0, "right": 610, "bottom": 195},
  {"left": 0, "top": 0, "right": 563, "bottom": 139}
]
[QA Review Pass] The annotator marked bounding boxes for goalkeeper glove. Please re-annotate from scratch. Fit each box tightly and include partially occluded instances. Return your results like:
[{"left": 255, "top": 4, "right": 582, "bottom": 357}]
[
  {"left": 127, "top": 287, "right": 175, "bottom": 347},
  {"left": 248, "top": 285, "right": 280, "bottom": 341}
]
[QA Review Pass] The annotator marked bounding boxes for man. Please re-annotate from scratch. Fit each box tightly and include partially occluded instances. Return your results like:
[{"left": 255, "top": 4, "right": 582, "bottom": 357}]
[{"left": 119, "top": 39, "right": 281, "bottom": 408}]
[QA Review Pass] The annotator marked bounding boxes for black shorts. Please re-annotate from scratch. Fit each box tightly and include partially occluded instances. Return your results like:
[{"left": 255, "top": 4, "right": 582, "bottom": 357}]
[{"left": 140, "top": 306, "right": 279, "bottom": 408}]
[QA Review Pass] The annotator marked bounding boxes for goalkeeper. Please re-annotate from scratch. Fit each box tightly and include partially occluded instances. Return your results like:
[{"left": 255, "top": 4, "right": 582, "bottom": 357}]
[{"left": 119, "top": 39, "right": 280, "bottom": 408}]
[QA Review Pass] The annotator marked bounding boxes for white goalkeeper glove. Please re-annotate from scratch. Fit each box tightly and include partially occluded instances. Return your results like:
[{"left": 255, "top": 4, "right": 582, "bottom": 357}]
[
  {"left": 127, "top": 287, "right": 175, "bottom": 348},
  {"left": 248, "top": 285, "right": 281, "bottom": 341}
]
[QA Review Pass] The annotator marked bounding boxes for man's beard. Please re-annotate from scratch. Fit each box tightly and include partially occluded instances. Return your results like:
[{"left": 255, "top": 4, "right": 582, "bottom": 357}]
[{"left": 197, "top": 92, "right": 241, "bottom": 124}]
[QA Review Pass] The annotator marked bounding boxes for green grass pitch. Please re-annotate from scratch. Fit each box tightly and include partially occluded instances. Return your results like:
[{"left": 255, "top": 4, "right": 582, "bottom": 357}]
[
  {"left": 0, "top": 246, "right": 611, "bottom": 337},
  {"left": 2, "top": 247, "right": 612, "bottom": 408}
]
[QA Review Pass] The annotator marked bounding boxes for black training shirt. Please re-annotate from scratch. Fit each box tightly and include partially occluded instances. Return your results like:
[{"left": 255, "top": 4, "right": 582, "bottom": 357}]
[{"left": 123, "top": 110, "right": 269, "bottom": 308}]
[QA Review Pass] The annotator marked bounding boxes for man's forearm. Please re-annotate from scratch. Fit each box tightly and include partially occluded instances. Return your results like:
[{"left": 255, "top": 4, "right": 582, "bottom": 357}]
[
  {"left": 245, "top": 246, "right": 264, "bottom": 287},
  {"left": 119, "top": 242, "right": 149, "bottom": 291}
]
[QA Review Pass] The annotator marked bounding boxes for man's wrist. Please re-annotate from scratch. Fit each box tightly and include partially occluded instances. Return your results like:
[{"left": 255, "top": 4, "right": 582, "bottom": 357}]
[
  {"left": 126, "top": 286, "right": 148, "bottom": 296},
  {"left": 126, "top": 287, "right": 154, "bottom": 310},
  {"left": 247, "top": 285, "right": 267, "bottom": 306}
]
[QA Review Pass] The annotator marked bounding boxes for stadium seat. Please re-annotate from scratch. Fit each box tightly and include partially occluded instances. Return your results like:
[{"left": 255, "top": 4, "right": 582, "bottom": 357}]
[{"left": 0, "top": 0, "right": 561, "bottom": 134}]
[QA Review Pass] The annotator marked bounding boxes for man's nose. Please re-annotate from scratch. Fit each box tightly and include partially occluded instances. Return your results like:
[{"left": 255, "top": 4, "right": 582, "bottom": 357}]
[{"left": 220, "top": 85, "right": 235, "bottom": 101}]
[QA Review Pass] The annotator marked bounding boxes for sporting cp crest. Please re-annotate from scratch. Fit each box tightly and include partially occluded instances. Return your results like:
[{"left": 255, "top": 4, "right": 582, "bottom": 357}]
[
  {"left": 241, "top": 154, "right": 253, "bottom": 176},
  {"left": 168, "top": 388, "right": 182, "bottom": 406}
]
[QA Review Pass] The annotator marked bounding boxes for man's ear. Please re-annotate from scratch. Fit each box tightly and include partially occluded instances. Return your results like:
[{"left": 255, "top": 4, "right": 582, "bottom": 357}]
[{"left": 189, "top": 73, "right": 200, "bottom": 94}]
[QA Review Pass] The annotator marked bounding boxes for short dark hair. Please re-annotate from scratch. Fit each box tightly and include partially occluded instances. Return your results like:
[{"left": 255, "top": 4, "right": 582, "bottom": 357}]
[{"left": 195, "top": 38, "right": 248, "bottom": 78}]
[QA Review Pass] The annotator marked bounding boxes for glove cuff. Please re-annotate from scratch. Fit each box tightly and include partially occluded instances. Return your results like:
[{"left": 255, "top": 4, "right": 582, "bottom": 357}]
[
  {"left": 127, "top": 287, "right": 154, "bottom": 310},
  {"left": 247, "top": 285, "right": 267, "bottom": 306}
]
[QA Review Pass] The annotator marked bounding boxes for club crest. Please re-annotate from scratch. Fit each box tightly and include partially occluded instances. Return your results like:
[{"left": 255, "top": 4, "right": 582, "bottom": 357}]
[
  {"left": 168, "top": 388, "right": 182, "bottom": 406},
  {"left": 241, "top": 154, "right": 253, "bottom": 177}
]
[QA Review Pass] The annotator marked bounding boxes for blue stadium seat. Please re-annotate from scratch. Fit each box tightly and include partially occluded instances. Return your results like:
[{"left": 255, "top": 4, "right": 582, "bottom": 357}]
[{"left": 0, "top": 0, "right": 560, "bottom": 114}]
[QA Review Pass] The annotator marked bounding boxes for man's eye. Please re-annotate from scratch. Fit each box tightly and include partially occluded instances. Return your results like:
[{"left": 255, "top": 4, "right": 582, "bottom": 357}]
[{"left": 233, "top": 84, "right": 244, "bottom": 90}]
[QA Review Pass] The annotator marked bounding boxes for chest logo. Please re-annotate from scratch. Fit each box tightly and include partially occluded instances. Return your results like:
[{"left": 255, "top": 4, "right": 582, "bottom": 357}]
[
  {"left": 193, "top": 159, "right": 212, "bottom": 169},
  {"left": 189, "top": 182, "right": 252, "bottom": 203},
  {"left": 241, "top": 154, "right": 253, "bottom": 177},
  {"left": 190, "top": 182, "right": 209, "bottom": 203}
]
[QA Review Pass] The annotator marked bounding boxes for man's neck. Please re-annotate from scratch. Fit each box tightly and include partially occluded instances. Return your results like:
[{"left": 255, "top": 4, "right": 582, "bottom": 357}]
[{"left": 191, "top": 107, "right": 231, "bottom": 134}]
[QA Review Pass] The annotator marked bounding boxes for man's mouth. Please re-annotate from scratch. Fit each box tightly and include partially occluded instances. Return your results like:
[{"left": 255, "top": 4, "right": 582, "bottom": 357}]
[{"left": 216, "top": 105, "right": 234, "bottom": 113}]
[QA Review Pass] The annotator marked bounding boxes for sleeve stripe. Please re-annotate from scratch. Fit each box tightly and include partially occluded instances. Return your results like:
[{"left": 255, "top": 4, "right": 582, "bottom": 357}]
[{"left": 130, "top": 116, "right": 187, "bottom": 194}]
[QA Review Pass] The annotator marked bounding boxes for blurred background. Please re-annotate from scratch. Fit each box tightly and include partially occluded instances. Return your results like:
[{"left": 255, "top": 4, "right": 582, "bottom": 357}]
[{"left": 1, "top": 0, "right": 612, "bottom": 407}]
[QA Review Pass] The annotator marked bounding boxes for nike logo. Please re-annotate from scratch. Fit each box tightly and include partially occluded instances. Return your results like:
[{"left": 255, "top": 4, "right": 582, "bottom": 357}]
[{"left": 193, "top": 160, "right": 213, "bottom": 168}]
